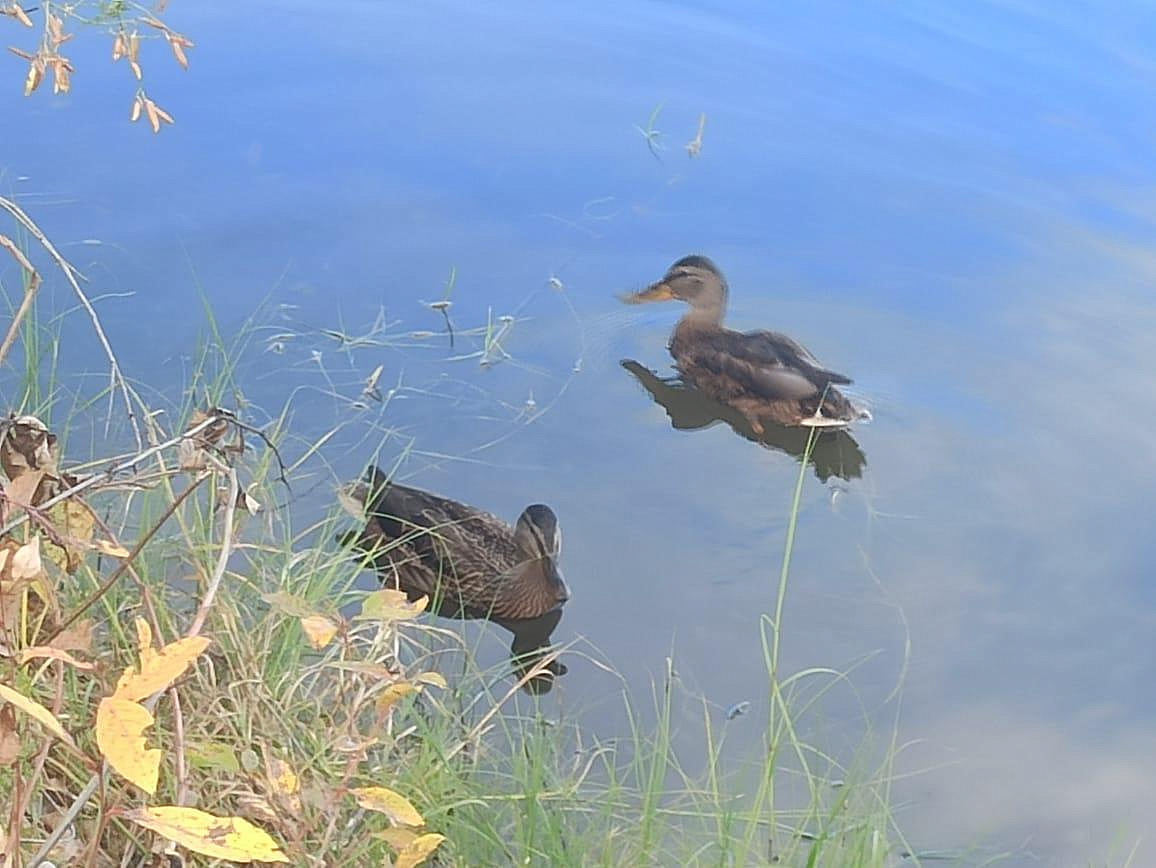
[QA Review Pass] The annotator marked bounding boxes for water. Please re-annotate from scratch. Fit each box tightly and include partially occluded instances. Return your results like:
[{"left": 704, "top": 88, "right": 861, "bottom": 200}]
[{"left": 6, "top": 1, "right": 1156, "bottom": 863}]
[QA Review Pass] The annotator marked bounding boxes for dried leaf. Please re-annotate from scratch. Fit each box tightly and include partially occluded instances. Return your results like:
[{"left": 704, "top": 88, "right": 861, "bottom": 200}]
[
  {"left": 1, "top": 415, "right": 56, "bottom": 479},
  {"left": 16, "top": 646, "right": 93, "bottom": 670},
  {"left": 23, "top": 59, "right": 41, "bottom": 96},
  {"left": 93, "top": 539, "right": 131, "bottom": 558},
  {"left": 96, "top": 696, "right": 160, "bottom": 794},
  {"left": 4, "top": 537, "right": 42, "bottom": 580},
  {"left": 299, "top": 614, "right": 338, "bottom": 650},
  {"left": 268, "top": 757, "right": 299, "bottom": 796},
  {"left": 414, "top": 672, "right": 447, "bottom": 689},
  {"left": 5, "top": 3, "right": 34, "bottom": 27},
  {"left": 168, "top": 34, "right": 188, "bottom": 69},
  {"left": 239, "top": 486, "right": 262, "bottom": 516},
  {"left": 113, "top": 618, "right": 210, "bottom": 702},
  {"left": 51, "top": 58, "right": 70, "bottom": 95},
  {"left": 267, "top": 756, "right": 302, "bottom": 814},
  {"left": 130, "top": 94, "right": 142, "bottom": 122},
  {"left": 356, "top": 589, "right": 427, "bottom": 622},
  {"left": 0, "top": 682, "right": 75, "bottom": 747},
  {"left": 129, "top": 59, "right": 142, "bottom": 80},
  {"left": 375, "top": 681, "right": 418, "bottom": 716},
  {"left": 122, "top": 806, "right": 290, "bottom": 863},
  {"left": 49, "top": 618, "right": 92, "bottom": 653},
  {"left": 145, "top": 97, "right": 160, "bottom": 133},
  {"left": 112, "top": 32, "right": 125, "bottom": 61},
  {"left": 0, "top": 704, "right": 19, "bottom": 764},
  {"left": 43, "top": 499, "right": 96, "bottom": 574},
  {"left": 3, "top": 468, "right": 45, "bottom": 508},
  {"left": 348, "top": 786, "right": 424, "bottom": 827},
  {"left": 261, "top": 591, "right": 317, "bottom": 619},
  {"left": 395, "top": 833, "right": 446, "bottom": 868}
]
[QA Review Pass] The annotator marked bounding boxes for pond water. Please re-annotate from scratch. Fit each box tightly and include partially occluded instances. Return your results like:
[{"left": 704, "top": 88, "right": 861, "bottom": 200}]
[{"left": 6, "top": 1, "right": 1156, "bottom": 863}]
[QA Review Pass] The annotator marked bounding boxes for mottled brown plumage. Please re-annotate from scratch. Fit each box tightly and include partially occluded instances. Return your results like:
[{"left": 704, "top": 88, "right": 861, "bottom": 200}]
[
  {"left": 341, "top": 466, "right": 569, "bottom": 691},
  {"left": 622, "top": 255, "right": 867, "bottom": 430},
  {"left": 350, "top": 466, "right": 569, "bottom": 622}
]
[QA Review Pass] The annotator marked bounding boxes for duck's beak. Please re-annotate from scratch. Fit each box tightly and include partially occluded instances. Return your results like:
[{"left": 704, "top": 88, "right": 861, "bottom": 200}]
[{"left": 619, "top": 279, "right": 675, "bottom": 304}]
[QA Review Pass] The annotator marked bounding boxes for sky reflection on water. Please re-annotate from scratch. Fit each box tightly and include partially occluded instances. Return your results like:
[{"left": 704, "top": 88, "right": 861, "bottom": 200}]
[{"left": 6, "top": 1, "right": 1156, "bottom": 863}]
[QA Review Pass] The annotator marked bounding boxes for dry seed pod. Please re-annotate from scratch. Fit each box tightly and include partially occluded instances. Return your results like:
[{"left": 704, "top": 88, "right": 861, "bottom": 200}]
[
  {"left": 24, "top": 60, "right": 42, "bottom": 96},
  {"left": 130, "top": 94, "right": 142, "bottom": 122}
]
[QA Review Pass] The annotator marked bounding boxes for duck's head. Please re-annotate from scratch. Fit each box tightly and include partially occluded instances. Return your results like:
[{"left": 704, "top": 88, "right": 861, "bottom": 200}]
[
  {"left": 621, "top": 255, "right": 728, "bottom": 321},
  {"left": 514, "top": 504, "right": 568, "bottom": 595}
]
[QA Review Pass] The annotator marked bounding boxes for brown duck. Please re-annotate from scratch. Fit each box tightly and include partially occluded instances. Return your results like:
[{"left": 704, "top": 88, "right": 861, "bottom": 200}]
[
  {"left": 342, "top": 466, "right": 569, "bottom": 689},
  {"left": 622, "top": 255, "right": 868, "bottom": 430}
]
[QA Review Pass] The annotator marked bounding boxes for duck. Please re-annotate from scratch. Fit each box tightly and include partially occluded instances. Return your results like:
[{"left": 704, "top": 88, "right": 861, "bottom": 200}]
[
  {"left": 621, "top": 255, "right": 868, "bottom": 430},
  {"left": 341, "top": 465, "right": 569, "bottom": 691}
]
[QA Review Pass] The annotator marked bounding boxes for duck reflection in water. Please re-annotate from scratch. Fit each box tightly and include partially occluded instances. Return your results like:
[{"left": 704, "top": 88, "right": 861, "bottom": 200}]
[
  {"left": 621, "top": 359, "right": 866, "bottom": 482},
  {"left": 341, "top": 466, "right": 569, "bottom": 694}
]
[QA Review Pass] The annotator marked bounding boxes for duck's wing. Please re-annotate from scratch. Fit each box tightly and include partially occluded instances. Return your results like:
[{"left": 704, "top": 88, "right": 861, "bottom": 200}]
[
  {"left": 368, "top": 481, "right": 514, "bottom": 612},
  {"left": 682, "top": 328, "right": 851, "bottom": 401}
]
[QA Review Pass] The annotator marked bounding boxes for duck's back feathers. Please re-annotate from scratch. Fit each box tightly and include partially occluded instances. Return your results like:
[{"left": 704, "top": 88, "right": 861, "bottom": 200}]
[
  {"left": 672, "top": 324, "right": 851, "bottom": 403},
  {"left": 360, "top": 474, "right": 565, "bottom": 622}
]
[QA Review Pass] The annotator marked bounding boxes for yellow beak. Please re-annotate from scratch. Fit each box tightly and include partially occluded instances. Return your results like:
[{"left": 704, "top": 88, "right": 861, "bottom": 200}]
[{"left": 619, "top": 281, "right": 675, "bottom": 304}]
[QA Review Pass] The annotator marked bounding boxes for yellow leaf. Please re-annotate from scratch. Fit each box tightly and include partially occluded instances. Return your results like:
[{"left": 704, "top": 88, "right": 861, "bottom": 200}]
[
  {"left": 299, "top": 614, "right": 337, "bottom": 650},
  {"left": 122, "top": 806, "right": 289, "bottom": 863},
  {"left": 96, "top": 697, "right": 160, "bottom": 794},
  {"left": 348, "top": 786, "right": 423, "bottom": 827},
  {"left": 16, "top": 646, "right": 93, "bottom": 670},
  {"left": 375, "top": 681, "right": 418, "bottom": 716},
  {"left": 374, "top": 826, "right": 418, "bottom": 851},
  {"left": 414, "top": 672, "right": 447, "bottom": 689},
  {"left": 44, "top": 499, "right": 96, "bottom": 574},
  {"left": 0, "top": 682, "right": 75, "bottom": 747},
  {"left": 356, "top": 589, "right": 428, "bottom": 622},
  {"left": 396, "top": 833, "right": 446, "bottom": 868},
  {"left": 268, "top": 757, "right": 299, "bottom": 796},
  {"left": 113, "top": 619, "right": 210, "bottom": 701}
]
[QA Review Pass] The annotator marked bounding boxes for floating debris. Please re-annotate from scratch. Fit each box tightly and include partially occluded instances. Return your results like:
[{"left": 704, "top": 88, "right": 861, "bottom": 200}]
[{"left": 725, "top": 701, "right": 750, "bottom": 720}]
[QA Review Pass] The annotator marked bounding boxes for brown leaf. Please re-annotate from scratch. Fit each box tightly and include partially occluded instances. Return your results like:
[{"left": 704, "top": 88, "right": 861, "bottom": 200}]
[
  {"left": 0, "top": 704, "right": 18, "bottom": 765},
  {"left": 49, "top": 618, "right": 92, "bottom": 653},
  {"left": 130, "top": 94, "right": 142, "bottom": 122},
  {"left": 51, "top": 58, "right": 71, "bottom": 95},
  {"left": 112, "top": 32, "right": 125, "bottom": 61},
  {"left": 17, "top": 645, "right": 93, "bottom": 670},
  {"left": 1, "top": 415, "right": 57, "bottom": 483},
  {"left": 4, "top": 467, "right": 46, "bottom": 508}
]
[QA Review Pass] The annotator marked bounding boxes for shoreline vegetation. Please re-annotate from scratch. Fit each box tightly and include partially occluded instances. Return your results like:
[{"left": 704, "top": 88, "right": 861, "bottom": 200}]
[{"left": 0, "top": 197, "right": 913, "bottom": 867}]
